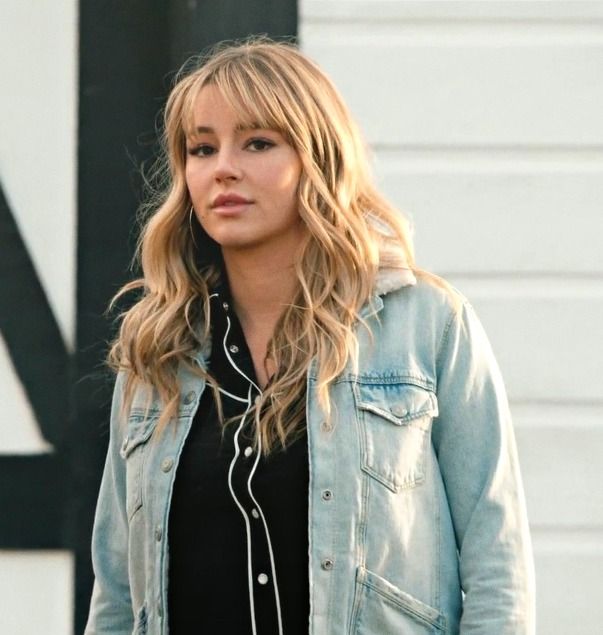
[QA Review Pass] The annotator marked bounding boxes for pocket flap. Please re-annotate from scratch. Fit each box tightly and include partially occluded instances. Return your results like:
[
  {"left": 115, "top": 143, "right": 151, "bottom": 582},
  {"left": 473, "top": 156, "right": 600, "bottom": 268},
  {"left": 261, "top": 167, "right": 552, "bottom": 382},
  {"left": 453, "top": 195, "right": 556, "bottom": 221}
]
[
  {"left": 355, "top": 382, "right": 438, "bottom": 425},
  {"left": 119, "top": 414, "right": 158, "bottom": 459}
]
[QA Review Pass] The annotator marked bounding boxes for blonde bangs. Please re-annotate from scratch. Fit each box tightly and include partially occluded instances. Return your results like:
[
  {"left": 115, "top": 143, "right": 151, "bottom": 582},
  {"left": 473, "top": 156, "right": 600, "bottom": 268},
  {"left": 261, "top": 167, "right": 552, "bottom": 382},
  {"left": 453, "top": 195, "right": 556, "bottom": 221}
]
[{"left": 180, "top": 58, "right": 296, "bottom": 145}]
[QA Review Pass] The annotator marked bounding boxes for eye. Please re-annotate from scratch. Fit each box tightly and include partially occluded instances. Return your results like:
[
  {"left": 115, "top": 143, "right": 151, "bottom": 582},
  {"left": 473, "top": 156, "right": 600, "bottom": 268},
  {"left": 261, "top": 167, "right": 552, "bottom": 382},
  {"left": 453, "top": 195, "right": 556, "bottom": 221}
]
[
  {"left": 188, "top": 144, "right": 215, "bottom": 157},
  {"left": 246, "top": 138, "right": 275, "bottom": 152}
]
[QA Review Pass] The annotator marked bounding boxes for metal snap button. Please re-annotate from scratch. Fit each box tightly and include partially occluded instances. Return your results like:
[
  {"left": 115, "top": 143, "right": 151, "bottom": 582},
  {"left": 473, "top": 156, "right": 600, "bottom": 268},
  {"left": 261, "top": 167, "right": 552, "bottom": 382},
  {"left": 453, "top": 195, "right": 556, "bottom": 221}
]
[
  {"left": 257, "top": 573, "right": 269, "bottom": 585},
  {"left": 320, "top": 420, "right": 332, "bottom": 432},
  {"left": 244, "top": 446, "right": 253, "bottom": 457},
  {"left": 182, "top": 391, "right": 196, "bottom": 405},
  {"left": 161, "top": 457, "right": 174, "bottom": 472},
  {"left": 228, "top": 344, "right": 239, "bottom": 354},
  {"left": 251, "top": 508, "right": 260, "bottom": 519},
  {"left": 321, "top": 558, "right": 334, "bottom": 571},
  {"left": 321, "top": 489, "right": 333, "bottom": 501},
  {"left": 222, "top": 301, "right": 229, "bottom": 311},
  {"left": 391, "top": 405, "right": 408, "bottom": 418}
]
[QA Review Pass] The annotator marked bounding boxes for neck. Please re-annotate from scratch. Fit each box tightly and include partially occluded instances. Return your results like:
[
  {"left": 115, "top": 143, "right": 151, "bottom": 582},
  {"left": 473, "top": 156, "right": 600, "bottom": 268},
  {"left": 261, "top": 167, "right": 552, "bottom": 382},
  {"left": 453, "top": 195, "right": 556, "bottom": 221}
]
[{"left": 221, "top": 247, "right": 299, "bottom": 331}]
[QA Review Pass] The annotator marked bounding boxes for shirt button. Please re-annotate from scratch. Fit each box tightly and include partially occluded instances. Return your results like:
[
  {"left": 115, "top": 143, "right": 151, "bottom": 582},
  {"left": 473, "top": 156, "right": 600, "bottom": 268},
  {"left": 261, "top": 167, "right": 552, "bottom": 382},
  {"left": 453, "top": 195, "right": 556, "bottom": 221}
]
[
  {"left": 228, "top": 344, "right": 239, "bottom": 354},
  {"left": 321, "top": 421, "right": 333, "bottom": 433},
  {"left": 321, "top": 558, "right": 334, "bottom": 571},
  {"left": 321, "top": 489, "right": 333, "bottom": 501},
  {"left": 257, "top": 573, "right": 269, "bottom": 585},
  {"left": 222, "top": 301, "right": 229, "bottom": 311},
  {"left": 251, "top": 508, "right": 260, "bottom": 519},
  {"left": 161, "top": 457, "right": 174, "bottom": 472},
  {"left": 155, "top": 525, "right": 163, "bottom": 541},
  {"left": 182, "top": 391, "right": 196, "bottom": 405},
  {"left": 244, "top": 446, "right": 253, "bottom": 457}
]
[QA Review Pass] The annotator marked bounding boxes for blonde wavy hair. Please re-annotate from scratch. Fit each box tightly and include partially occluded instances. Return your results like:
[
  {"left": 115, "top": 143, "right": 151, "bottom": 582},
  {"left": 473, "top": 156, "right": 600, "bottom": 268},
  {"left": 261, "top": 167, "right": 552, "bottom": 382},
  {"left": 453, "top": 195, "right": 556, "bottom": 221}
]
[{"left": 109, "top": 37, "right": 436, "bottom": 454}]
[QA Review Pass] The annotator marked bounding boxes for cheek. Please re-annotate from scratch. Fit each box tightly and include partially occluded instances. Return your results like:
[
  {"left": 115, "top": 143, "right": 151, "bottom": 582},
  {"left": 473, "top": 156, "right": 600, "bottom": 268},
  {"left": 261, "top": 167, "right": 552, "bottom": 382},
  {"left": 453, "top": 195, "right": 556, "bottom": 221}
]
[
  {"left": 185, "top": 162, "right": 206, "bottom": 194},
  {"left": 270, "top": 163, "right": 301, "bottom": 202}
]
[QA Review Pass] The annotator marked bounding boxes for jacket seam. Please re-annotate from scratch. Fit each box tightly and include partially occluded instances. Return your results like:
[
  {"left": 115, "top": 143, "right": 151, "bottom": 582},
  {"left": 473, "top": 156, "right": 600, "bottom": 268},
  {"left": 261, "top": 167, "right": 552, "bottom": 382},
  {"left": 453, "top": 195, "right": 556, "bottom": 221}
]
[{"left": 434, "top": 302, "right": 466, "bottom": 389}]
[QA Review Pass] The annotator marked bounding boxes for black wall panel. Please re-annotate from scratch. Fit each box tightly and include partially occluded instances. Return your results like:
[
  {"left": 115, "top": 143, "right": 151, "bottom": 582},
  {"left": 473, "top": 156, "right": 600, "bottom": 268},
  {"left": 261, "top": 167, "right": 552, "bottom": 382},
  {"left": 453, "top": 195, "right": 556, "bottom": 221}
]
[{"left": 74, "top": 2, "right": 297, "bottom": 632}]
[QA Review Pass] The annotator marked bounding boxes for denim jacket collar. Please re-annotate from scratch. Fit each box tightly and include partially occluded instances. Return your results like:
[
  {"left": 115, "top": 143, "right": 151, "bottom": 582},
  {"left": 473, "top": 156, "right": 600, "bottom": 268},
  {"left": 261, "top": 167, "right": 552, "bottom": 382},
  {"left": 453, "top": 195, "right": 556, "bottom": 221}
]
[{"left": 358, "top": 267, "right": 416, "bottom": 320}]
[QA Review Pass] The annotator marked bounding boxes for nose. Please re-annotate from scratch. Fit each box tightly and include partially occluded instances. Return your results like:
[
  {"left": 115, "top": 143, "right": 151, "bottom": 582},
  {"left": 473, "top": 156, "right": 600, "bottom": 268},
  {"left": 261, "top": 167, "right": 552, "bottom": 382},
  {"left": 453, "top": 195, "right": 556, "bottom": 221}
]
[{"left": 213, "top": 145, "right": 242, "bottom": 182}]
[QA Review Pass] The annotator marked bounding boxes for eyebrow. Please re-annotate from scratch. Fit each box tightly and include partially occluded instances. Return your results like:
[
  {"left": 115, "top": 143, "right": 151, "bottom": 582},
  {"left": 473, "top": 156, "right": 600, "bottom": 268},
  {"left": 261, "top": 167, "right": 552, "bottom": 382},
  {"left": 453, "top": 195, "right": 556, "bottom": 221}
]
[{"left": 193, "top": 123, "right": 261, "bottom": 134}]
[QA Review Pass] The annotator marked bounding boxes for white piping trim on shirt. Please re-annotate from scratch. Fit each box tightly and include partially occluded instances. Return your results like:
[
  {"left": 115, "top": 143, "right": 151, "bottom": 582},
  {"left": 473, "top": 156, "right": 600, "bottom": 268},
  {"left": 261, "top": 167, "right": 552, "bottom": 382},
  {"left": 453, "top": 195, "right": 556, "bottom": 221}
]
[
  {"left": 217, "top": 387, "right": 249, "bottom": 403},
  {"left": 227, "top": 388, "right": 258, "bottom": 635},
  {"left": 246, "top": 413, "right": 284, "bottom": 634},
  {"left": 223, "top": 312, "right": 284, "bottom": 635}
]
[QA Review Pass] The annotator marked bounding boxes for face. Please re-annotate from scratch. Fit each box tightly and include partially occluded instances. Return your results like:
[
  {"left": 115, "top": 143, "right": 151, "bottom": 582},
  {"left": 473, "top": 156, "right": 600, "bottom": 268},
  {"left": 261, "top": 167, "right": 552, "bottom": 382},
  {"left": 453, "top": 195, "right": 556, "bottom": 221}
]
[{"left": 185, "top": 84, "right": 304, "bottom": 259}]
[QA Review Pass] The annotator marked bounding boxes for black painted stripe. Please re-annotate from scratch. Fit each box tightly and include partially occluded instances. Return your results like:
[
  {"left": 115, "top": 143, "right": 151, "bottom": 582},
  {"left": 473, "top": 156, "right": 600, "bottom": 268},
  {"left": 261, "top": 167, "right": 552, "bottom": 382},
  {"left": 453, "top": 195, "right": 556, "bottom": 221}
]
[
  {"left": 0, "top": 455, "right": 66, "bottom": 549},
  {"left": 0, "top": 182, "right": 69, "bottom": 449}
]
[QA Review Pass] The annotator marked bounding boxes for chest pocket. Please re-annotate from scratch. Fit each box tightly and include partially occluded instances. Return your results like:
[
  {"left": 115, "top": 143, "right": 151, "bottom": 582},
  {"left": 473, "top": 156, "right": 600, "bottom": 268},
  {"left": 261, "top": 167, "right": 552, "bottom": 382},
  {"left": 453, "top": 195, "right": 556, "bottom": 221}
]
[
  {"left": 354, "top": 381, "right": 438, "bottom": 493},
  {"left": 119, "top": 411, "right": 158, "bottom": 520}
]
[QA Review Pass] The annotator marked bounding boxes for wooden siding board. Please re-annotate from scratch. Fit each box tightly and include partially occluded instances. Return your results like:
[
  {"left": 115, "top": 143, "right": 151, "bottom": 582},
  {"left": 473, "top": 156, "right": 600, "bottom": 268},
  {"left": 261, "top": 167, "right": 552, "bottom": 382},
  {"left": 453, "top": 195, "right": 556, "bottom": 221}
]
[
  {"left": 454, "top": 290, "right": 603, "bottom": 403},
  {"left": 534, "top": 544, "right": 603, "bottom": 635},
  {"left": 516, "top": 426, "right": 603, "bottom": 527},
  {"left": 300, "top": 40, "right": 603, "bottom": 146},
  {"left": 302, "top": 1, "right": 603, "bottom": 23},
  {"left": 377, "top": 168, "right": 603, "bottom": 274}
]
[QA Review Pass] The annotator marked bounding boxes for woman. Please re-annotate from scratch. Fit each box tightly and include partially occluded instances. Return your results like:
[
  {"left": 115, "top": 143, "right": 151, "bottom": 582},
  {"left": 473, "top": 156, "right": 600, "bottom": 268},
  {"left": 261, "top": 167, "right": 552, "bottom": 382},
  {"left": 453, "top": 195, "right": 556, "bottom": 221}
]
[{"left": 85, "top": 39, "right": 535, "bottom": 634}]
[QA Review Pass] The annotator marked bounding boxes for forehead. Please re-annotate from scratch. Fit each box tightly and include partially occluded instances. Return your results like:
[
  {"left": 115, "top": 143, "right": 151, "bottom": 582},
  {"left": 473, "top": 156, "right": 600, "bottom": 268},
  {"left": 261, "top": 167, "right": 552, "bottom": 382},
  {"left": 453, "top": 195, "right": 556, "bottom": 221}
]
[{"left": 183, "top": 81, "right": 281, "bottom": 137}]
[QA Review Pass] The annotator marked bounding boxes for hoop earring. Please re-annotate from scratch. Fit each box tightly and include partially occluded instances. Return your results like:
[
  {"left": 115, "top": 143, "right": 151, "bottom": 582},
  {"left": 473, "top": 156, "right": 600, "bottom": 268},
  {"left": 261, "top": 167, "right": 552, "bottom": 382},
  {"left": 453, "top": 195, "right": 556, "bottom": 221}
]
[{"left": 189, "top": 206, "right": 199, "bottom": 249}]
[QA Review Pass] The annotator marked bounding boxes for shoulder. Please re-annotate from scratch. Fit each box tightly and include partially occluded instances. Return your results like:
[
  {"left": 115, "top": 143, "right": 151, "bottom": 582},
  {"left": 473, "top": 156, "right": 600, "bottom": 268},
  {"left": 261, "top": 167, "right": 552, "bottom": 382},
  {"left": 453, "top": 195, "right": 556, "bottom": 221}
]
[
  {"left": 380, "top": 269, "right": 468, "bottom": 328},
  {"left": 370, "top": 271, "right": 496, "bottom": 388},
  {"left": 354, "top": 271, "right": 474, "bottom": 387}
]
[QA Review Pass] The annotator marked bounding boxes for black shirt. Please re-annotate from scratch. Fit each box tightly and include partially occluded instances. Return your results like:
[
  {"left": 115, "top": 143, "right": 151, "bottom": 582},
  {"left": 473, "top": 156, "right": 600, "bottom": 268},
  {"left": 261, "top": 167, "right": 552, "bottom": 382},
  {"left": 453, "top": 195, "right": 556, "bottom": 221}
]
[{"left": 167, "top": 285, "right": 310, "bottom": 634}]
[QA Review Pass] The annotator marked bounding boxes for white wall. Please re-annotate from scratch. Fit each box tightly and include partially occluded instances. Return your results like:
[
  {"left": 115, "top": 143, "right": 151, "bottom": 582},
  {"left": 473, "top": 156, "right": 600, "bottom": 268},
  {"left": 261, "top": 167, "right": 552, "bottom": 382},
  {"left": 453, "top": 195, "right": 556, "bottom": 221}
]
[
  {"left": 0, "top": 551, "right": 74, "bottom": 635},
  {"left": 300, "top": 2, "right": 603, "bottom": 633},
  {"left": 0, "top": 1, "right": 77, "bottom": 633}
]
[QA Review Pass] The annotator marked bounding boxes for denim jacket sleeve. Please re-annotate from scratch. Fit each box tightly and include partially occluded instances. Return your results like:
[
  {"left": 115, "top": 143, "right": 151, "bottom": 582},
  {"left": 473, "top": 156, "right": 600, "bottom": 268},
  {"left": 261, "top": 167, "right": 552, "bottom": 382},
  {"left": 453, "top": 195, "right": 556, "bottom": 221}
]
[
  {"left": 432, "top": 299, "right": 536, "bottom": 634},
  {"left": 85, "top": 371, "right": 134, "bottom": 635}
]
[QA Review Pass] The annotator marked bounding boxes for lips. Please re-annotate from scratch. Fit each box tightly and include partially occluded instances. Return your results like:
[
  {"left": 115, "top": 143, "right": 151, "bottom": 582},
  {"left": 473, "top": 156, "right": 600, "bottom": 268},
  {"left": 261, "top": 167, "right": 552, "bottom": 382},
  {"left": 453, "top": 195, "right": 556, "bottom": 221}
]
[{"left": 211, "top": 193, "right": 252, "bottom": 208}]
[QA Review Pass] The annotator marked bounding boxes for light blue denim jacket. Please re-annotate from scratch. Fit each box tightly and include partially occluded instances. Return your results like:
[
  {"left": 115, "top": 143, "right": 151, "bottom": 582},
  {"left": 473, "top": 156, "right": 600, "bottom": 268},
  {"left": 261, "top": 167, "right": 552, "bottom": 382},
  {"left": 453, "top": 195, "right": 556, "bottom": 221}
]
[{"left": 85, "top": 269, "right": 535, "bottom": 634}]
